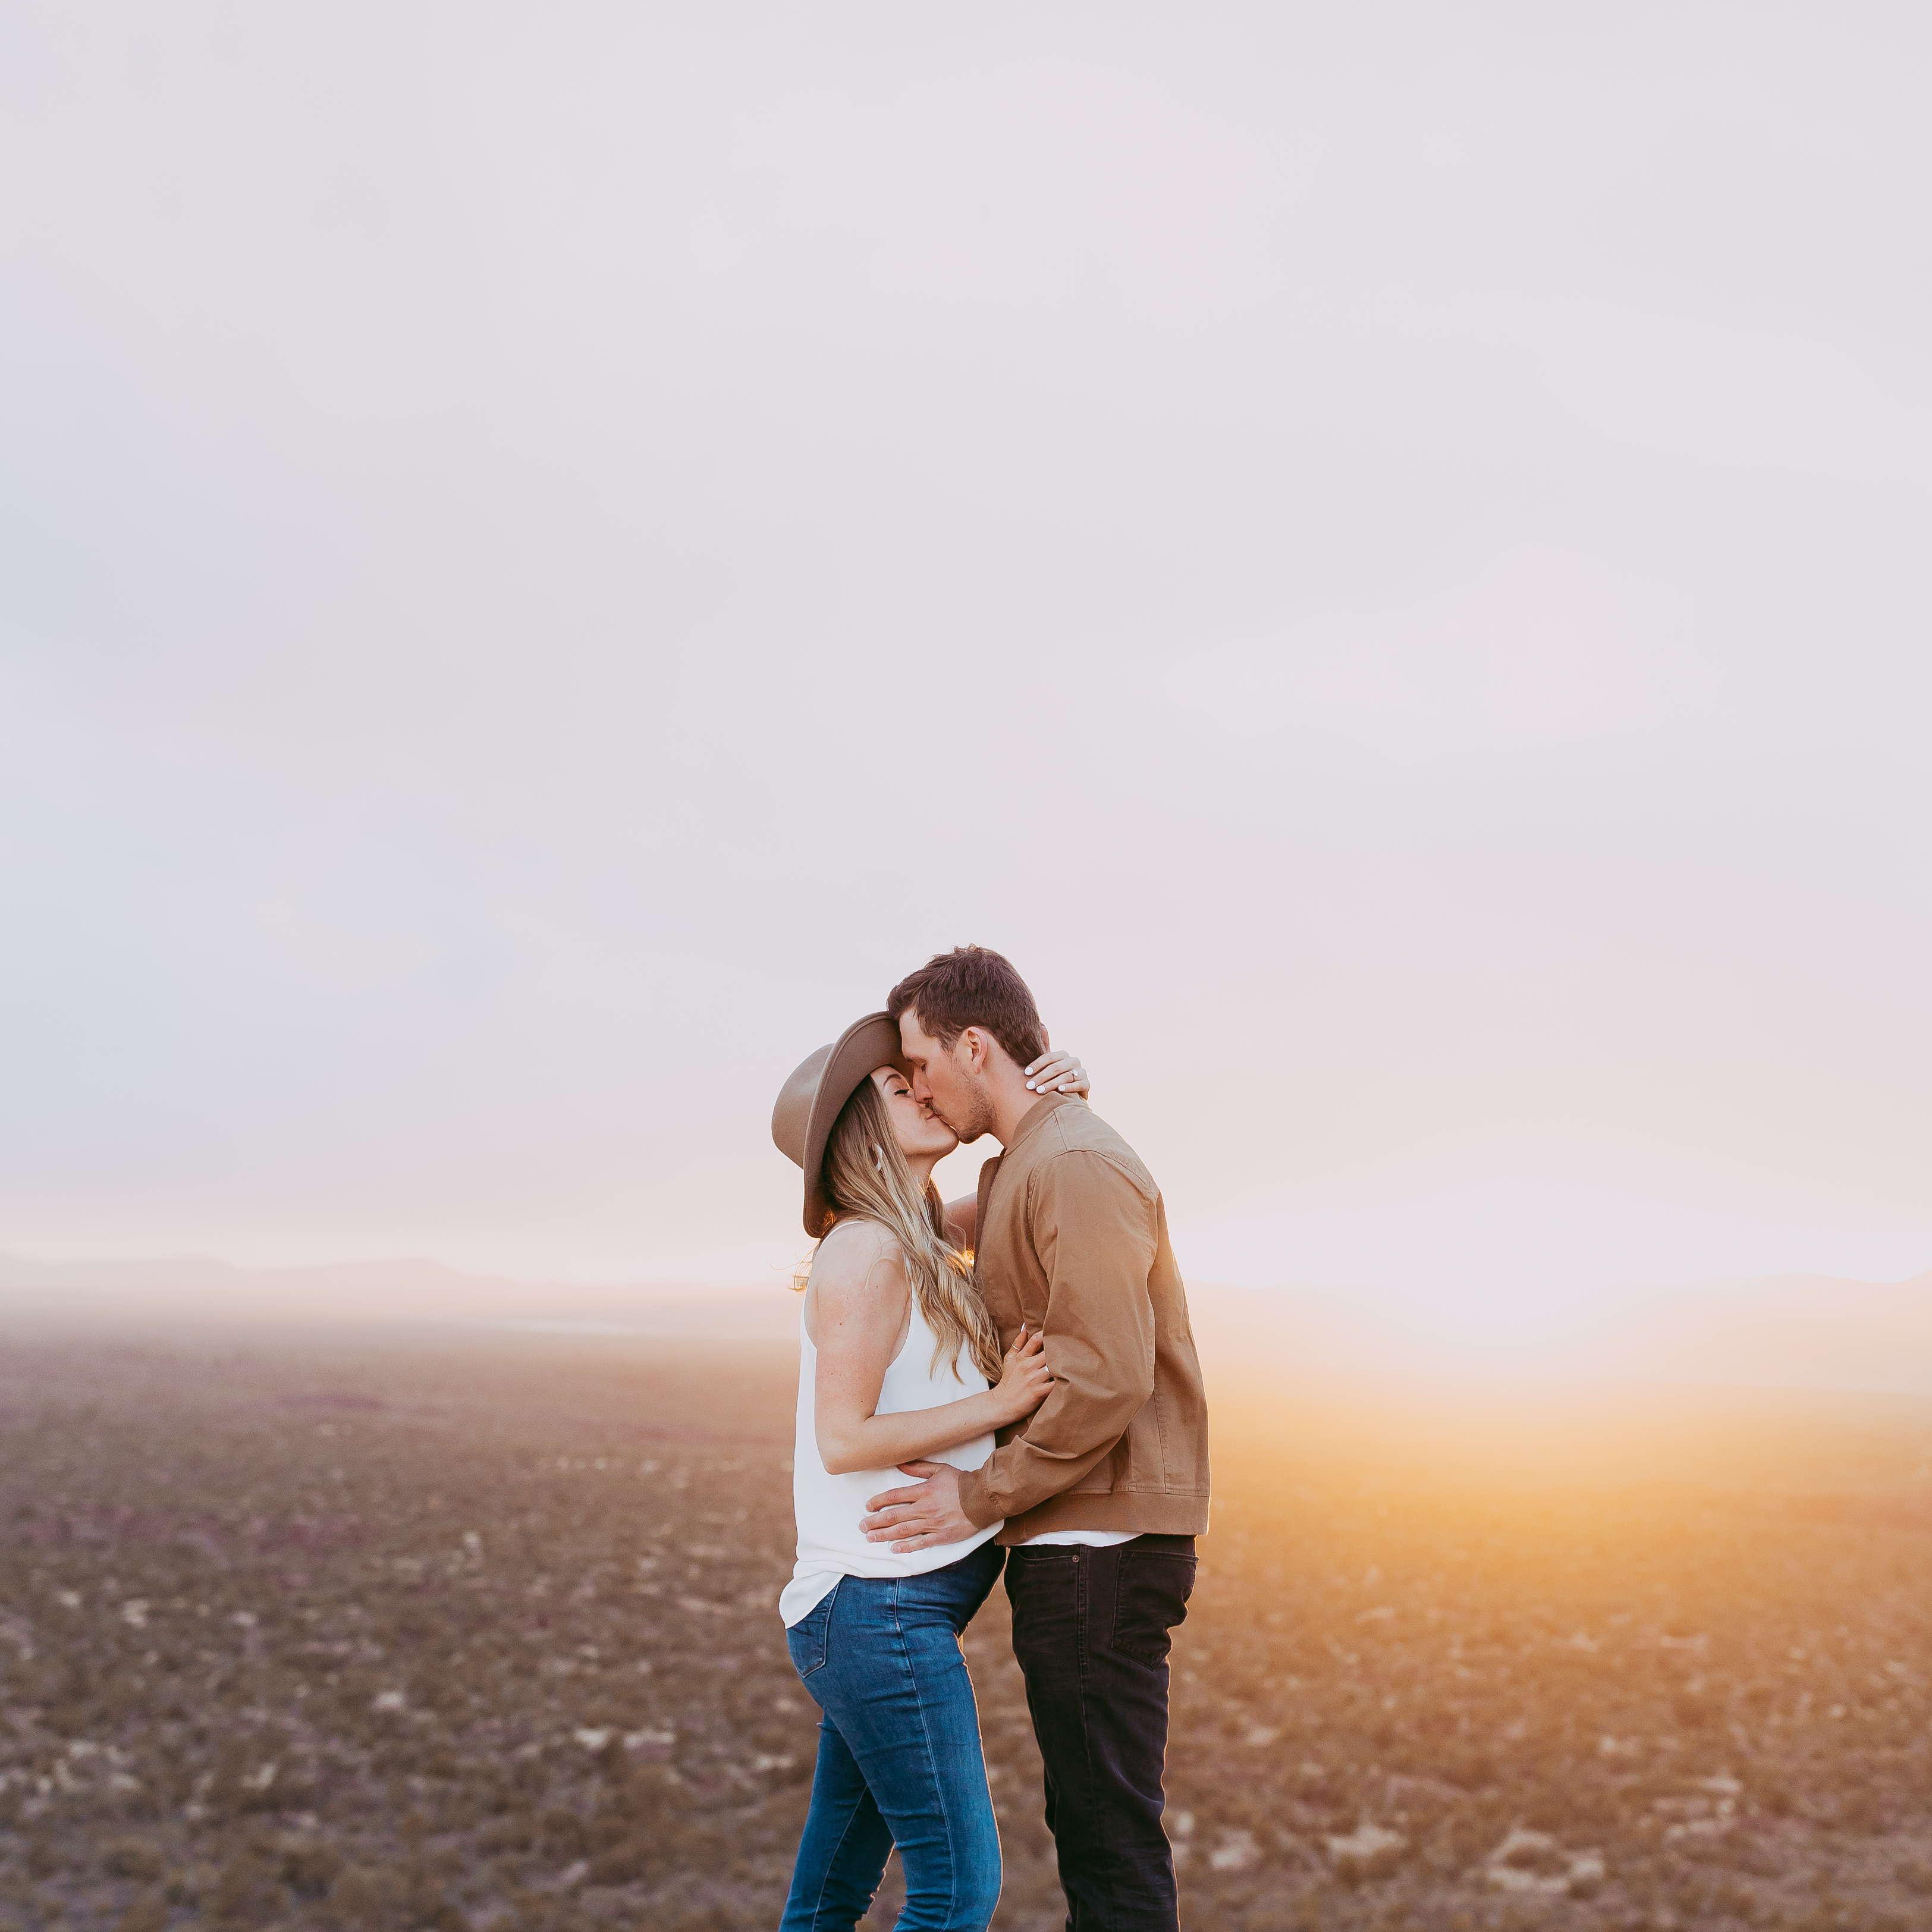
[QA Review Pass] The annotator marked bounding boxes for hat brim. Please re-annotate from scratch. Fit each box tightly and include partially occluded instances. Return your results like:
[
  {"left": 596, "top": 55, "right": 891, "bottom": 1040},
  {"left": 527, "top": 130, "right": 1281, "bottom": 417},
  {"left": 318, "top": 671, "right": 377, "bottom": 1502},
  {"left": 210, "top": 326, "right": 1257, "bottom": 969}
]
[{"left": 779, "top": 1012, "right": 906, "bottom": 1237}]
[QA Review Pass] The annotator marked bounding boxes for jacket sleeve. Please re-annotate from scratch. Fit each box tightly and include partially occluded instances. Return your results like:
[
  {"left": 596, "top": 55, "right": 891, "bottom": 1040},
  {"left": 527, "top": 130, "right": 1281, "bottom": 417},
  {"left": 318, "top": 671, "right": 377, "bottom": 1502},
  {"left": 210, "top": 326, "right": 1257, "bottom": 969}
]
[{"left": 956, "top": 1149, "right": 1157, "bottom": 1528}]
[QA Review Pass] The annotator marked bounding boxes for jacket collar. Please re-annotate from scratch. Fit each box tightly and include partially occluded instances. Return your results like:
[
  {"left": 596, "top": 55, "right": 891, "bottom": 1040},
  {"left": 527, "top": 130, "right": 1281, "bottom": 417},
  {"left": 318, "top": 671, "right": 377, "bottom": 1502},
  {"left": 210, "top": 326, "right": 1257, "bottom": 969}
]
[{"left": 1003, "top": 1087, "right": 1076, "bottom": 1158}]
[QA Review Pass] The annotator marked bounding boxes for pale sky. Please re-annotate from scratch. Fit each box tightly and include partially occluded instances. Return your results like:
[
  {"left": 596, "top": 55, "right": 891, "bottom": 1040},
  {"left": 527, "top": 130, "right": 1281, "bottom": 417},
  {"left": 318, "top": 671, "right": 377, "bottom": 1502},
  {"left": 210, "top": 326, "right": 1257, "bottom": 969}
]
[{"left": 5, "top": 5, "right": 1929, "bottom": 1347}]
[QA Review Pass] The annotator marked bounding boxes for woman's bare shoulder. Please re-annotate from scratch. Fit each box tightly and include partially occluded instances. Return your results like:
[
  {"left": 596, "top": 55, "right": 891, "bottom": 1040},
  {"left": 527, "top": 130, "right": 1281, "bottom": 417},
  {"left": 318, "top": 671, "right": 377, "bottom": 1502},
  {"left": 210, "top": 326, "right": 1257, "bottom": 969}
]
[{"left": 811, "top": 1218, "right": 906, "bottom": 1294}]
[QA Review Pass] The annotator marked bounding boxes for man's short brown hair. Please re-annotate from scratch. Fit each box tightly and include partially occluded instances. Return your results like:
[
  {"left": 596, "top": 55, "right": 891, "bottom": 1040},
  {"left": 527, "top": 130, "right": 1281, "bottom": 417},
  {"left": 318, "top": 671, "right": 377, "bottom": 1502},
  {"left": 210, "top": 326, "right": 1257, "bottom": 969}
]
[{"left": 887, "top": 945, "right": 1046, "bottom": 1069}]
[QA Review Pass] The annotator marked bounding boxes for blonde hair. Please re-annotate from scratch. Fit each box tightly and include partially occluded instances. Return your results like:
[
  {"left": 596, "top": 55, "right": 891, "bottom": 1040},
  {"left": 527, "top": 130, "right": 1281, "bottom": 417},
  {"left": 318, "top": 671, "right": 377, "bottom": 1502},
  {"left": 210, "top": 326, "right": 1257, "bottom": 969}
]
[{"left": 801, "top": 1075, "right": 1003, "bottom": 1384}]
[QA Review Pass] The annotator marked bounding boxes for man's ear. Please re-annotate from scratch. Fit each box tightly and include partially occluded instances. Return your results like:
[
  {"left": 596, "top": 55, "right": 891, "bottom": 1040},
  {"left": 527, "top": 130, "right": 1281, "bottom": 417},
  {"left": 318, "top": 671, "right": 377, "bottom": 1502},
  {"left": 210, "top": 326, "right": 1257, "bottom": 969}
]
[{"left": 959, "top": 1025, "right": 988, "bottom": 1072}]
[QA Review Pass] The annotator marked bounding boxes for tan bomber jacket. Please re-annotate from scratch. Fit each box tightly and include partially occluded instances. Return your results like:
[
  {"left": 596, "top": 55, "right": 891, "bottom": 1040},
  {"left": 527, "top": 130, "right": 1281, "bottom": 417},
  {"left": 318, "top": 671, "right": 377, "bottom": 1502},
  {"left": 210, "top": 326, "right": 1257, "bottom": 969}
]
[{"left": 955, "top": 1091, "right": 1210, "bottom": 1543}]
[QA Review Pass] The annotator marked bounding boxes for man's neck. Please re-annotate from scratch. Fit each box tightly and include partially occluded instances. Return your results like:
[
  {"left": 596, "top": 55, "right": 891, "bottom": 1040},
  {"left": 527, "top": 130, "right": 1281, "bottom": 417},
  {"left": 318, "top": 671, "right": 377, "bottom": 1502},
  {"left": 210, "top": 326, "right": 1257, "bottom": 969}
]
[{"left": 987, "top": 1074, "right": 1050, "bottom": 1151}]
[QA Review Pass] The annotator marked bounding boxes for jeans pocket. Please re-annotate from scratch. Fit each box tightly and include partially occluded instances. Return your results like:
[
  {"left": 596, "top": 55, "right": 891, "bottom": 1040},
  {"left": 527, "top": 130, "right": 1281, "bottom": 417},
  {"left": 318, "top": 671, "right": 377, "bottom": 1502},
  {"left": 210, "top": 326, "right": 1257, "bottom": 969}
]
[
  {"left": 1109, "top": 1550, "right": 1196, "bottom": 1667},
  {"left": 1005, "top": 1546, "right": 1082, "bottom": 1672},
  {"left": 786, "top": 1579, "right": 841, "bottom": 1681}
]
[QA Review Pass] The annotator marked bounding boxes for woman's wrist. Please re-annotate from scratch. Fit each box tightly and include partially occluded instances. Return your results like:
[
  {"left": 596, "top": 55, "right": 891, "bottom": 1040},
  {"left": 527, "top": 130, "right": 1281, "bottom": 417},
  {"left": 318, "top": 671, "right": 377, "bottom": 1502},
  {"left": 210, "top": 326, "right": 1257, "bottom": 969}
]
[{"left": 975, "top": 1388, "right": 1014, "bottom": 1430}]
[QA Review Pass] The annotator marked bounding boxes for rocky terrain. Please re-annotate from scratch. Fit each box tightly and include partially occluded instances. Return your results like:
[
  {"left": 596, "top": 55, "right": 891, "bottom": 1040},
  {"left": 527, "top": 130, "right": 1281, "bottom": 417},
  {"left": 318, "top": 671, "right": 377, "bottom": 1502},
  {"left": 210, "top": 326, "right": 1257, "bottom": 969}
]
[{"left": 1, "top": 1328, "right": 1928, "bottom": 1930}]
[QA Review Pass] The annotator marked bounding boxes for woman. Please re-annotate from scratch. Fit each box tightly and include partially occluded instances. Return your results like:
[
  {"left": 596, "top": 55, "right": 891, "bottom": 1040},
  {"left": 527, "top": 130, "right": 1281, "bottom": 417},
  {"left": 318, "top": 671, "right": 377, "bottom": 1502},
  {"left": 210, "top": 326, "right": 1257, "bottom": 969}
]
[{"left": 768, "top": 1011, "right": 1089, "bottom": 1932}]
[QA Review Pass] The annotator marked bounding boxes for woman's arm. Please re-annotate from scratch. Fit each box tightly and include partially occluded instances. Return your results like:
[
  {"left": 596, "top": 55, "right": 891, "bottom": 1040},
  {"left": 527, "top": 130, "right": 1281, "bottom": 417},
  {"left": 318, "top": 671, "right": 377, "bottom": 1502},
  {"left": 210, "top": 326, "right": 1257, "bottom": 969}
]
[{"left": 810, "top": 1227, "right": 1048, "bottom": 1476}]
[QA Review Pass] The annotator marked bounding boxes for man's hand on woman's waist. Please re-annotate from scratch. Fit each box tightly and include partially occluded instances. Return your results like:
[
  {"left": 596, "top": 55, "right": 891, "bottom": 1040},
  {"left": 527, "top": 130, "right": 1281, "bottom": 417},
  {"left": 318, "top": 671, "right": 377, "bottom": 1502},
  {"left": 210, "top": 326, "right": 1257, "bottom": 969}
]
[{"left": 861, "top": 1463, "right": 976, "bottom": 1553}]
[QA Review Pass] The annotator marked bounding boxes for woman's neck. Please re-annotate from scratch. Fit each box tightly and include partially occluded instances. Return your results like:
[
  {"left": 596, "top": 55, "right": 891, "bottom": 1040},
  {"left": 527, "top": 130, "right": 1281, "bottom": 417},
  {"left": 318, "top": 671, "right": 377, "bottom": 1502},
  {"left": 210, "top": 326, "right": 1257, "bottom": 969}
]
[{"left": 904, "top": 1152, "right": 940, "bottom": 1192}]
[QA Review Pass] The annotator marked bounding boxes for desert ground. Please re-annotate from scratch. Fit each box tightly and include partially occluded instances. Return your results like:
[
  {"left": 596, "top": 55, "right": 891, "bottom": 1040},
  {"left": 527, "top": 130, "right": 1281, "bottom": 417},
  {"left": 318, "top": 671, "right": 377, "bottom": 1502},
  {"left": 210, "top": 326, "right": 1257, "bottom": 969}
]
[{"left": 1, "top": 1325, "right": 1928, "bottom": 1931}]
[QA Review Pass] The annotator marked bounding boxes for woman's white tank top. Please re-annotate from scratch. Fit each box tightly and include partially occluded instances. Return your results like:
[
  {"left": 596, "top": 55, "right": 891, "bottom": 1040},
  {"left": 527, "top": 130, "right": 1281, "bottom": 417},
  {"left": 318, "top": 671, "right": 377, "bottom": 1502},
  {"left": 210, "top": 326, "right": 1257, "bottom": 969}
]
[{"left": 780, "top": 1288, "right": 1001, "bottom": 1626}]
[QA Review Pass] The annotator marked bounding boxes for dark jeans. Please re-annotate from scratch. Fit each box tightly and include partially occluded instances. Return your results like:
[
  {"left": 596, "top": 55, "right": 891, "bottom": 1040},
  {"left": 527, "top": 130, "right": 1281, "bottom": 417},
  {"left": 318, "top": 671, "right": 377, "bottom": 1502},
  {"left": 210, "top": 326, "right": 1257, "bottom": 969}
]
[{"left": 1005, "top": 1534, "right": 1197, "bottom": 1932}]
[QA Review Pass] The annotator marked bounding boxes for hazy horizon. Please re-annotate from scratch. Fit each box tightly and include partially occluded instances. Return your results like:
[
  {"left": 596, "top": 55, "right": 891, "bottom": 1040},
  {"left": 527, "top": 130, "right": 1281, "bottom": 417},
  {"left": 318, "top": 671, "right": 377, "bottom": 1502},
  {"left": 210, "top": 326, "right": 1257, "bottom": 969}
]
[{"left": 5, "top": 1246, "right": 1930, "bottom": 1396}]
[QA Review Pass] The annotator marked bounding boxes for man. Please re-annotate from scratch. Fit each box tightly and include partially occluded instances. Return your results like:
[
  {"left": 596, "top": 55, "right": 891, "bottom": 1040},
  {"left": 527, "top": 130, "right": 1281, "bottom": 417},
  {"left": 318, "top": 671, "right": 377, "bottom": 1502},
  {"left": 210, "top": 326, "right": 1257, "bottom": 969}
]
[{"left": 861, "top": 945, "right": 1210, "bottom": 1932}]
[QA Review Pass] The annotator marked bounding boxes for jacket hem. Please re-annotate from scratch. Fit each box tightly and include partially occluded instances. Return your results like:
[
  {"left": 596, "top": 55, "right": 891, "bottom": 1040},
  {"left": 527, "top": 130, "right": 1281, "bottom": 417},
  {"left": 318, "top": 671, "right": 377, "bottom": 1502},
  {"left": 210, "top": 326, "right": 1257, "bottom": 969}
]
[{"left": 993, "top": 1490, "right": 1210, "bottom": 1545}]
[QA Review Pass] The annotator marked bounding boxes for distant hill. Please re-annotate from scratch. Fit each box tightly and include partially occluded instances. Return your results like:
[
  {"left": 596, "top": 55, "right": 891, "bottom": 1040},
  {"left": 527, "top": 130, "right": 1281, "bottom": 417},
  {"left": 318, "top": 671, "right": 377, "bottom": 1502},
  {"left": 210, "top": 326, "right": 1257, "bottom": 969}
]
[{"left": 0, "top": 1251, "right": 796, "bottom": 1341}]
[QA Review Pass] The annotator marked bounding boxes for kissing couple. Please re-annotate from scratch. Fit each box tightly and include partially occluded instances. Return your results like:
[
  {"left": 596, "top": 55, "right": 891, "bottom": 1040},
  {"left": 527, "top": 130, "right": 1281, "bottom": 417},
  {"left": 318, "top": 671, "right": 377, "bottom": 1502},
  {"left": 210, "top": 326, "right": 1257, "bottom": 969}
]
[{"left": 769, "top": 946, "right": 1211, "bottom": 1931}]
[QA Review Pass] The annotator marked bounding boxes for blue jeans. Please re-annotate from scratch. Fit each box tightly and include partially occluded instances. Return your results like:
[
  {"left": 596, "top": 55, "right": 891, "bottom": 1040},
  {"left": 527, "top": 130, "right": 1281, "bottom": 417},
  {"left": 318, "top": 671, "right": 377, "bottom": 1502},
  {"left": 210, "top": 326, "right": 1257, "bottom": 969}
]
[{"left": 781, "top": 1543, "right": 1005, "bottom": 1931}]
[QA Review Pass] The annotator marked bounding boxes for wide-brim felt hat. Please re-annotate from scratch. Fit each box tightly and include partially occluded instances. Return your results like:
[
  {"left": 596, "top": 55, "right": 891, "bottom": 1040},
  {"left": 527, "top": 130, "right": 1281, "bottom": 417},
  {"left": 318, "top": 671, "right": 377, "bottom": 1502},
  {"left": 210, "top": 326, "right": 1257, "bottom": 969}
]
[{"left": 771, "top": 1011, "right": 905, "bottom": 1237}]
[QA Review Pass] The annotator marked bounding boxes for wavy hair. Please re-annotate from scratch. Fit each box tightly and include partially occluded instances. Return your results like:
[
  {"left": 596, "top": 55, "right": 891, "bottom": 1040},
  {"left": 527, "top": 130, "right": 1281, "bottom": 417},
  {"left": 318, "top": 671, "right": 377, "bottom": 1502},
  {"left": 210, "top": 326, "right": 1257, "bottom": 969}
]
[{"left": 802, "top": 1075, "right": 1002, "bottom": 1384}]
